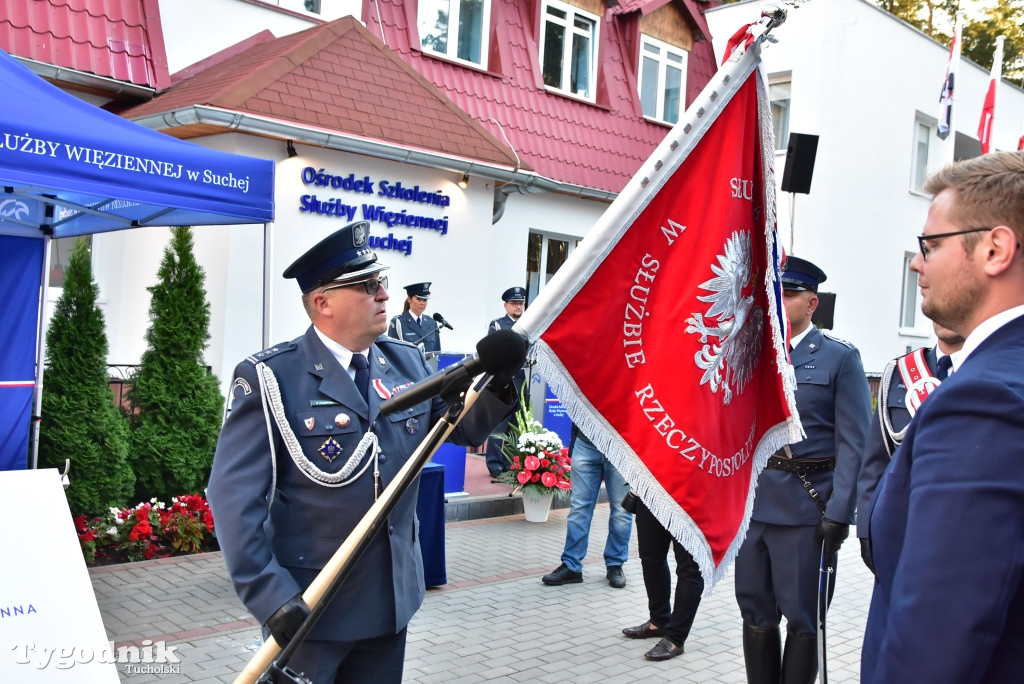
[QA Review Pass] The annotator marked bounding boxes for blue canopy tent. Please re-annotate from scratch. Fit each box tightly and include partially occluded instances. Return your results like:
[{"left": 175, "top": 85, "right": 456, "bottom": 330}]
[{"left": 0, "top": 48, "right": 275, "bottom": 471}]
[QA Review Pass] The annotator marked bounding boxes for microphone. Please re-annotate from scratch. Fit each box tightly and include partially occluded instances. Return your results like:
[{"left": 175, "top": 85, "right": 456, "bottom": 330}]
[
  {"left": 380, "top": 329, "right": 527, "bottom": 415},
  {"left": 432, "top": 312, "right": 454, "bottom": 330}
]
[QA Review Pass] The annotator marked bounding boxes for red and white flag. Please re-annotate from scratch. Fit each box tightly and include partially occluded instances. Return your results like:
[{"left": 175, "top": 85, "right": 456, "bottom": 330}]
[
  {"left": 977, "top": 36, "right": 1005, "bottom": 155},
  {"left": 938, "top": 14, "right": 963, "bottom": 141},
  {"left": 514, "top": 19, "right": 801, "bottom": 589}
]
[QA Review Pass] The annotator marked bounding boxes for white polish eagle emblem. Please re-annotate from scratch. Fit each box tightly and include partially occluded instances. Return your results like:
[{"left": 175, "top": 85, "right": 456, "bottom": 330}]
[{"left": 685, "top": 230, "right": 763, "bottom": 405}]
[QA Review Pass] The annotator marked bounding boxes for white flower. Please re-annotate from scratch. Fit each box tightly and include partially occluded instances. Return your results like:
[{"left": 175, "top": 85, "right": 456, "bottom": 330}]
[
  {"left": 109, "top": 507, "right": 120, "bottom": 516},
  {"left": 106, "top": 527, "right": 118, "bottom": 537},
  {"left": 114, "top": 518, "right": 124, "bottom": 526}
]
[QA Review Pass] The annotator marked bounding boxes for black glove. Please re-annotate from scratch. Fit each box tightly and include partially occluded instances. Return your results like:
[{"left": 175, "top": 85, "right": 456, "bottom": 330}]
[
  {"left": 860, "top": 538, "right": 876, "bottom": 575},
  {"left": 265, "top": 594, "right": 310, "bottom": 646},
  {"left": 816, "top": 517, "right": 849, "bottom": 564}
]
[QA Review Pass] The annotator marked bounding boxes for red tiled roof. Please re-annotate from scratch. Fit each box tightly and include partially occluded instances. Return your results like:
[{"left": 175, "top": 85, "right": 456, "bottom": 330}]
[
  {"left": 367, "top": 0, "right": 719, "bottom": 194},
  {"left": 0, "top": 0, "right": 169, "bottom": 89},
  {"left": 122, "top": 17, "right": 522, "bottom": 170}
]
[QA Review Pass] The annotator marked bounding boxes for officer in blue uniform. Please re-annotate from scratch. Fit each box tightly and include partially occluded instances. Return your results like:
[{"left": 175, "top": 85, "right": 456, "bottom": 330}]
[
  {"left": 855, "top": 323, "right": 962, "bottom": 572},
  {"left": 208, "top": 222, "right": 514, "bottom": 683},
  {"left": 485, "top": 286, "right": 527, "bottom": 478},
  {"left": 735, "top": 256, "right": 871, "bottom": 684},
  {"left": 388, "top": 282, "right": 441, "bottom": 354}
]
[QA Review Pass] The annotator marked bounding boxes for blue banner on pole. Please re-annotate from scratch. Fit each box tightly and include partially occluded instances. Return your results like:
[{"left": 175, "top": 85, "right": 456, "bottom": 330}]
[{"left": 542, "top": 384, "right": 572, "bottom": 449}]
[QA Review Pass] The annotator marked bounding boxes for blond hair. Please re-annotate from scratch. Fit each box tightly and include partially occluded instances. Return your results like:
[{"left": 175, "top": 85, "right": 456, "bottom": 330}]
[{"left": 925, "top": 151, "right": 1024, "bottom": 246}]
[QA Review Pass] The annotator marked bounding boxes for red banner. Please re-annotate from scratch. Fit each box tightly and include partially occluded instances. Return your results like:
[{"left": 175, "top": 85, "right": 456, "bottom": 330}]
[{"left": 516, "top": 34, "right": 801, "bottom": 588}]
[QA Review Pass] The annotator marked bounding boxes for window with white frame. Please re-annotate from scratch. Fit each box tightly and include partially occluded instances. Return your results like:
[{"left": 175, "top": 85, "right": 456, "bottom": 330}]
[
  {"left": 770, "top": 81, "right": 790, "bottom": 151},
  {"left": 639, "top": 35, "right": 687, "bottom": 124},
  {"left": 899, "top": 251, "right": 918, "bottom": 329},
  {"left": 418, "top": 0, "right": 491, "bottom": 66},
  {"left": 911, "top": 116, "right": 936, "bottom": 193},
  {"left": 540, "top": 0, "right": 599, "bottom": 100}
]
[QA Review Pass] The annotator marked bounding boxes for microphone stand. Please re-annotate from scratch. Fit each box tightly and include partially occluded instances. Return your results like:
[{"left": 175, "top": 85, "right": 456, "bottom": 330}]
[
  {"left": 409, "top": 326, "right": 442, "bottom": 347},
  {"left": 238, "top": 372, "right": 491, "bottom": 684}
]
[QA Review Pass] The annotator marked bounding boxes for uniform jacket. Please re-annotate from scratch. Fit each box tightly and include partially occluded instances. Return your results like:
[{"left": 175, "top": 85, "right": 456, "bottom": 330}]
[
  {"left": 856, "top": 346, "right": 938, "bottom": 539},
  {"left": 862, "top": 314, "right": 1024, "bottom": 683},
  {"left": 207, "top": 327, "right": 510, "bottom": 642},
  {"left": 388, "top": 311, "right": 441, "bottom": 353},
  {"left": 752, "top": 326, "right": 871, "bottom": 526},
  {"left": 487, "top": 315, "right": 526, "bottom": 390},
  {"left": 488, "top": 314, "right": 516, "bottom": 333}
]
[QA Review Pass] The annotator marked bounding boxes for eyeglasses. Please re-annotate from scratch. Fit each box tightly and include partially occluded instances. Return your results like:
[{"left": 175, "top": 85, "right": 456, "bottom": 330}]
[
  {"left": 321, "top": 275, "right": 388, "bottom": 296},
  {"left": 917, "top": 227, "right": 992, "bottom": 261}
]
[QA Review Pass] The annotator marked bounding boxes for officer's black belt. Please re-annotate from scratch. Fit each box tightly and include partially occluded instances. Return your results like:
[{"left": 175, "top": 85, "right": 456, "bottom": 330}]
[{"left": 765, "top": 455, "right": 836, "bottom": 474}]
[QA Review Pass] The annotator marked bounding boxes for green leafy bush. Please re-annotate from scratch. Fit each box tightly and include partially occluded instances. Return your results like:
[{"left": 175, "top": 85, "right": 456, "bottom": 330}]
[
  {"left": 129, "top": 227, "right": 224, "bottom": 500},
  {"left": 39, "top": 238, "right": 134, "bottom": 516}
]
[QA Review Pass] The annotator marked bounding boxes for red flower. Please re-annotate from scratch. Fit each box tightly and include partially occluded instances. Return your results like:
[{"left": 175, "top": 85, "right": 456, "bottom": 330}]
[
  {"left": 524, "top": 455, "right": 541, "bottom": 471},
  {"left": 531, "top": 473, "right": 541, "bottom": 483},
  {"left": 541, "top": 472, "right": 557, "bottom": 487},
  {"left": 540, "top": 458, "right": 551, "bottom": 468},
  {"left": 517, "top": 471, "right": 532, "bottom": 485}
]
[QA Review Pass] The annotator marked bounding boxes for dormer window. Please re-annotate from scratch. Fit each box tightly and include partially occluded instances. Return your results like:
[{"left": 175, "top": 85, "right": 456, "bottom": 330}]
[
  {"left": 540, "top": 0, "right": 599, "bottom": 100},
  {"left": 419, "top": 0, "right": 492, "bottom": 66},
  {"left": 639, "top": 35, "right": 687, "bottom": 124}
]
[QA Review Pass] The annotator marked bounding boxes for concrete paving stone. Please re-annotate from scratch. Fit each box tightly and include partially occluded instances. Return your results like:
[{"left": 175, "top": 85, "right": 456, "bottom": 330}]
[{"left": 89, "top": 502, "right": 874, "bottom": 682}]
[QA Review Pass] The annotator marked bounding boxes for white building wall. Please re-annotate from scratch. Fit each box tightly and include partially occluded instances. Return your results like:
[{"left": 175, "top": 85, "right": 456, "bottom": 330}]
[
  {"left": 707, "top": 0, "right": 1024, "bottom": 372},
  {"left": 87, "top": 126, "right": 605, "bottom": 399}
]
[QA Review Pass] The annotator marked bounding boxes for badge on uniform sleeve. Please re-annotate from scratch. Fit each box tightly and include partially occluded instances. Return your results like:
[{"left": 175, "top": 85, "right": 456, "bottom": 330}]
[
  {"left": 319, "top": 437, "right": 343, "bottom": 462},
  {"left": 335, "top": 413, "right": 351, "bottom": 428},
  {"left": 405, "top": 418, "right": 419, "bottom": 435},
  {"left": 304, "top": 416, "right": 315, "bottom": 430}
]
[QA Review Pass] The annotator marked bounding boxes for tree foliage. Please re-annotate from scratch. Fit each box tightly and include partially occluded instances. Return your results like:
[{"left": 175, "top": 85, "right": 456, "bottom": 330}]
[
  {"left": 129, "top": 227, "right": 224, "bottom": 500},
  {"left": 39, "top": 238, "right": 134, "bottom": 516},
  {"left": 878, "top": 1, "right": 1024, "bottom": 81}
]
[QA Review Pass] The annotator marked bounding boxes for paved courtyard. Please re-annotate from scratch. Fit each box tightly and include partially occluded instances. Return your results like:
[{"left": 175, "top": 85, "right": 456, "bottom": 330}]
[{"left": 91, "top": 502, "right": 872, "bottom": 683}]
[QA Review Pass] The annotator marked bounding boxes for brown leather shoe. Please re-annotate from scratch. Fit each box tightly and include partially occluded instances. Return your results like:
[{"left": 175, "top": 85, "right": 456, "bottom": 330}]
[
  {"left": 644, "top": 637, "right": 684, "bottom": 661},
  {"left": 622, "top": 620, "right": 665, "bottom": 639}
]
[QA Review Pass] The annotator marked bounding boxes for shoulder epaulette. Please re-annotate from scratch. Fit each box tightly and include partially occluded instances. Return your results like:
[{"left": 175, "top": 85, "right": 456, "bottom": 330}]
[
  {"left": 376, "top": 335, "right": 418, "bottom": 350},
  {"left": 821, "top": 331, "right": 854, "bottom": 348},
  {"left": 244, "top": 341, "right": 297, "bottom": 364}
]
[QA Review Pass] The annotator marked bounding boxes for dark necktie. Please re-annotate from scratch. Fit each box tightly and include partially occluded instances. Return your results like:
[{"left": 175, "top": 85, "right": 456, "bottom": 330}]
[
  {"left": 350, "top": 353, "right": 369, "bottom": 400},
  {"left": 936, "top": 355, "right": 952, "bottom": 381}
]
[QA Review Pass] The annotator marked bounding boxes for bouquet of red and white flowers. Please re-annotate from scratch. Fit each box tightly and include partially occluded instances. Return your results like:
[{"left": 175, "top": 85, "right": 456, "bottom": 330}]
[{"left": 495, "top": 400, "right": 571, "bottom": 501}]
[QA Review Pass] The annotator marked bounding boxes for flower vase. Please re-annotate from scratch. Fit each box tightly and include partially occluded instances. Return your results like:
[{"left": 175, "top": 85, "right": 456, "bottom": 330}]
[{"left": 522, "top": 489, "right": 555, "bottom": 523}]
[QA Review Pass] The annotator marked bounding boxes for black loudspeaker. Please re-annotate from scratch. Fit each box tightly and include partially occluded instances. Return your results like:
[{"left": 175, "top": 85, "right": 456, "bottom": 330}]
[
  {"left": 781, "top": 133, "right": 819, "bottom": 194},
  {"left": 812, "top": 291, "right": 836, "bottom": 330}
]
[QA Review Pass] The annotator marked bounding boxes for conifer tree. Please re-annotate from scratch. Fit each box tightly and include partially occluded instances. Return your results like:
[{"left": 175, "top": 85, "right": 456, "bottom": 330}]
[
  {"left": 129, "top": 227, "right": 224, "bottom": 500},
  {"left": 39, "top": 238, "right": 134, "bottom": 516}
]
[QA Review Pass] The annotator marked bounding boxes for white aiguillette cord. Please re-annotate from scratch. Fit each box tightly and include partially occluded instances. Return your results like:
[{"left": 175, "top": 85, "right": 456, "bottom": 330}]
[{"left": 256, "top": 362, "right": 380, "bottom": 492}]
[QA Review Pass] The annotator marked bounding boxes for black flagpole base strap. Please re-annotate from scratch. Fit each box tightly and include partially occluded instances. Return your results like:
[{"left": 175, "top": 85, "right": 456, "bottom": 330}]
[{"left": 259, "top": 662, "right": 313, "bottom": 684}]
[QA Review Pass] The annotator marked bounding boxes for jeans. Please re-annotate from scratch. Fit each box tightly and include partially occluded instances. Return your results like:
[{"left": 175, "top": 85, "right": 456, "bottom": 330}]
[{"left": 560, "top": 436, "right": 633, "bottom": 572}]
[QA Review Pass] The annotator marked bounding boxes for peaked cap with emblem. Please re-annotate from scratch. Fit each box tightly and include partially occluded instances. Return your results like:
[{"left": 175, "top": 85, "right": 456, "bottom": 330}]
[
  {"left": 283, "top": 221, "right": 388, "bottom": 292},
  {"left": 781, "top": 255, "right": 827, "bottom": 293},
  {"left": 403, "top": 282, "right": 431, "bottom": 299},
  {"left": 502, "top": 286, "right": 527, "bottom": 302}
]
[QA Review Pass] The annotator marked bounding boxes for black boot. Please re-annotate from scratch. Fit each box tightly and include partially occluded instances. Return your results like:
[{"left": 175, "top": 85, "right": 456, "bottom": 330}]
[
  {"left": 780, "top": 632, "right": 817, "bottom": 684},
  {"left": 742, "top": 623, "right": 781, "bottom": 684}
]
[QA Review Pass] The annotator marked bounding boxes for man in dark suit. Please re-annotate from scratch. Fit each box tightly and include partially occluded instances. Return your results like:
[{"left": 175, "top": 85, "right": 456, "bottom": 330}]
[
  {"left": 388, "top": 282, "right": 441, "bottom": 354},
  {"left": 855, "top": 322, "right": 963, "bottom": 573},
  {"left": 862, "top": 151, "right": 1024, "bottom": 683},
  {"left": 208, "top": 222, "right": 513, "bottom": 683},
  {"left": 485, "top": 286, "right": 528, "bottom": 478},
  {"left": 736, "top": 256, "right": 871, "bottom": 684}
]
